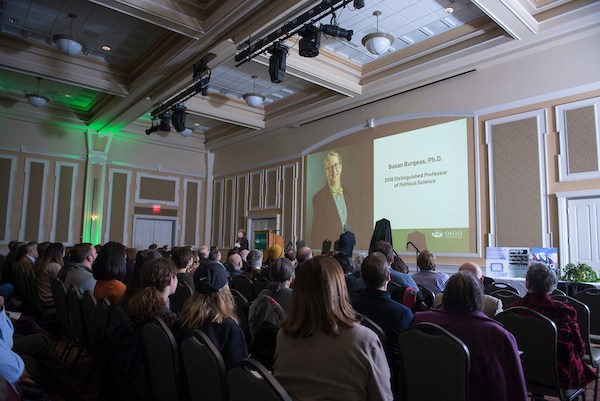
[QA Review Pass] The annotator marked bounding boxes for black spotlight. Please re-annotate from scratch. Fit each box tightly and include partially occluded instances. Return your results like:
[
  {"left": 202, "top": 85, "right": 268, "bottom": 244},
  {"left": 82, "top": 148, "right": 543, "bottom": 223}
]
[
  {"left": 353, "top": 0, "right": 364, "bottom": 9},
  {"left": 171, "top": 105, "right": 192, "bottom": 137},
  {"left": 269, "top": 42, "right": 288, "bottom": 83},
  {"left": 145, "top": 123, "right": 159, "bottom": 135},
  {"left": 158, "top": 112, "right": 171, "bottom": 131},
  {"left": 299, "top": 25, "right": 320, "bottom": 57},
  {"left": 319, "top": 24, "right": 353, "bottom": 41}
]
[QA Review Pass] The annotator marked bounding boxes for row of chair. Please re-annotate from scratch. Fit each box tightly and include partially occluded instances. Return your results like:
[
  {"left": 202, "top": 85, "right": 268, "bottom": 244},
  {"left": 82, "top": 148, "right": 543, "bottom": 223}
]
[
  {"left": 230, "top": 275, "right": 270, "bottom": 303},
  {"left": 11, "top": 262, "right": 55, "bottom": 324},
  {"left": 142, "top": 316, "right": 291, "bottom": 401}
]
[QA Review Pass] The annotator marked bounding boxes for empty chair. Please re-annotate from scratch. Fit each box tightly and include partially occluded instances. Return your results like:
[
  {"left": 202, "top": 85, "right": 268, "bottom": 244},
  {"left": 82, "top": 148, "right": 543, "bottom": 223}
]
[
  {"left": 551, "top": 294, "right": 600, "bottom": 401},
  {"left": 143, "top": 316, "right": 181, "bottom": 401},
  {"left": 488, "top": 289, "right": 522, "bottom": 308},
  {"left": 228, "top": 358, "right": 292, "bottom": 401},
  {"left": 398, "top": 322, "right": 470, "bottom": 401},
  {"left": 321, "top": 239, "right": 331, "bottom": 254},
  {"left": 181, "top": 330, "right": 228, "bottom": 401},
  {"left": 496, "top": 306, "right": 586, "bottom": 401},
  {"left": 484, "top": 282, "right": 519, "bottom": 296},
  {"left": 574, "top": 288, "right": 600, "bottom": 343}
]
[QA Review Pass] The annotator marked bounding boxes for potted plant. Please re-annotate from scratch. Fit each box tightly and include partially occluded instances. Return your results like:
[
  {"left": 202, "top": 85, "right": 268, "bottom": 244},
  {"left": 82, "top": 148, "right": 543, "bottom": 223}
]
[{"left": 560, "top": 262, "right": 600, "bottom": 283}]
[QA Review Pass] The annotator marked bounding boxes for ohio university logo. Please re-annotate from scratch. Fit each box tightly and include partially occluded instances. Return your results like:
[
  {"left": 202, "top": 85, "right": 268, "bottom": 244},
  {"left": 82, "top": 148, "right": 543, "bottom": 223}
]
[{"left": 431, "top": 230, "right": 443, "bottom": 238}]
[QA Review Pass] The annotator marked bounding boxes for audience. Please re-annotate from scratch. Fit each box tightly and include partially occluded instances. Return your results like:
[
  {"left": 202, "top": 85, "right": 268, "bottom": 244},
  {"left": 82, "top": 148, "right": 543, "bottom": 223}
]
[
  {"left": 409, "top": 271, "right": 527, "bottom": 401},
  {"left": 120, "top": 249, "right": 161, "bottom": 308},
  {"left": 284, "top": 248, "right": 297, "bottom": 266},
  {"left": 258, "top": 258, "right": 295, "bottom": 311},
  {"left": 93, "top": 242, "right": 128, "bottom": 304},
  {"left": 351, "top": 252, "right": 413, "bottom": 398},
  {"left": 17, "top": 242, "right": 38, "bottom": 271},
  {"left": 198, "top": 245, "right": 210, "bottom": 265},
  {"left": 171, "top": 247, "right": 194, "bottom": 289},
  {"left": 507, "top": 262, "right": 599, "bottom": 389},
  {"left": 61, "top": 243, "right": 98, "bottom": 295},
  {"left": 33, "top": 242, "right": 64, "bottom": 307},
  {"left": 245, "top": 249, "right": 262, "bottom": 278},
  {"left": 355, "top": 241, "right": 418, "bottom": 291},
  {"left": 173, "top": 261, "right": 248, "bottom": 369},
  {"left": 260, "top": 244, "right": 283, "bottom": 279},
  {"left": 296, "top": 246, "right": 313, "bottom": 272},
  {"left": 411, "top": 250, "right": 449, "bottom": 295},
  {"left": 209, "top": 246, "right": 221, "bottom": 262},
  {"left": 274, "top": 255, "right": 393, "bottom": 401},
  {"left": 433, "top": 262, "right": 502, "bottom": 318},
  {"left": 226, "top": 253, "right": 244, "bottom": 278}
]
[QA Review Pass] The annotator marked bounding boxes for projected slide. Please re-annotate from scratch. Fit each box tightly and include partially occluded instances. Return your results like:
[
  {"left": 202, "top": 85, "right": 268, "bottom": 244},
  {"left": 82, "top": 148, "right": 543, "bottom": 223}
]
[{"left": 373, "top": 119, "right": 470, "bottom": 253}]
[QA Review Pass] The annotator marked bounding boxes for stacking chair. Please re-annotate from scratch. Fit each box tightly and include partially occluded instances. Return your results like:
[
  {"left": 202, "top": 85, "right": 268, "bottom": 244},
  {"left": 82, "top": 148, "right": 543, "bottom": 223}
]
[
  {"left": 484, "top": 282, "right": 519, "bottom": 296},
  {"left": 551, "top": 294, "right": 600, "bottom": 401},
  {"left": 95, "top": 298, "right": 111, "bottom": 344},
  {"left": 253, "top": 277, "right": 270, "bottom": 297},
  {"left": 81, "top": 290, "right": 98, "bottom": 354},
  {"left": 398, "top": 322, "right": 470, "bottom": 401},
  {"left": 228, "top": 358, "right": 292, "bottom": 401},
  {"left": 181, "top": 330, "right": 228, "bottom": 401},
  {"left": 321, "top": 240, "right": 331, "bottom": 254},
  {"left": 51, "top": 278, "right": 72, "bottom": 349},
  {"left": 232, "top": 275, "right": 255, "bottom": 302},
  {"left": 488, "top": 289, "right": 522, "bottom": 308},
  {"left": 232, "top": 289, "right": 250, "bottom": 346},
  {"left": 26, "top": 269, "right": 56, "bottom": 325},
  {"left": 143, "top": 316, "right": 181, "bottom": 401},
  {"left": 67, "top": 286, "right": 90, "bottom": 375},
  {"left": 495, "top": 306, "right": 586, "bottom": 401},
  {"left": 417, "top": 285, "right": 435, "bottom": 309},
  {"left": 170, "top": 281, "right": 193, "bottom": 314},
  {"left": 357, "top": 313, "right": 387, "bottom": 349},
  {"left": 574, "top": 289, "right": 600, "bottom": 343}
]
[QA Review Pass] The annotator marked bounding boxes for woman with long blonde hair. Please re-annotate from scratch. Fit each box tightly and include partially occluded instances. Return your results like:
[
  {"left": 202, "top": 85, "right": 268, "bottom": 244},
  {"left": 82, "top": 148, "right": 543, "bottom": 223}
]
[
  {"left": 34, "top": 242, "right": 64, "bottom": 307},
  {"left": 173, "top": 261, "right": 247, "bottom": 369},
  {"left": 274, "top": 255, "right": 393, "bottom": 401}
]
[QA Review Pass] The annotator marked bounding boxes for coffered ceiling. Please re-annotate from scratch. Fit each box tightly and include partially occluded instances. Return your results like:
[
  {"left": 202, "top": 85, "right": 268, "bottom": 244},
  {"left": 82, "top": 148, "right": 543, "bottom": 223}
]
[{"left": 0, "top": 0, "right": 598, "bottom": 151}]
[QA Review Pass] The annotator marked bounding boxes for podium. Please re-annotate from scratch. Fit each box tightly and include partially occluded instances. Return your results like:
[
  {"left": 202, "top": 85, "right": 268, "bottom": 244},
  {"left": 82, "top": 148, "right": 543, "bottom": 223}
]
[{"left": 254, "top": 230, "right": 284, "bottom": 262}]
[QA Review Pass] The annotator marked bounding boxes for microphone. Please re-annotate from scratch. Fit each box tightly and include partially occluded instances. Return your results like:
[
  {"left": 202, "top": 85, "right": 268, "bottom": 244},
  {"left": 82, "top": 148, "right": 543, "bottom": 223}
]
[{"left": 406, "top": 242, "right": 420, "bottom": 254}]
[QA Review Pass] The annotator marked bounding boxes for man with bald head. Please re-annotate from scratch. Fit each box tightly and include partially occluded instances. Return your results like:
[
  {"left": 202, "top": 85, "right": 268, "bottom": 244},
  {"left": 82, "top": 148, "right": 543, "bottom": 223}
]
[
  {"left": 226, "top": 253, "right": 243, "bottom": 278},
  {"left": 296, "top": 246, "right": 313, "bottom": 272},
  {"left": 433, "top": 262, "right": 502, "bottom": 318}
]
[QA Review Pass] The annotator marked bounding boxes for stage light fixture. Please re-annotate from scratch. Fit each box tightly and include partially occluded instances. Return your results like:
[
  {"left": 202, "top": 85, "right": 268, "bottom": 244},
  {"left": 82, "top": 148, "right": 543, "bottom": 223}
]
[
  {"left": 171, "top": 104, "right": 193, "bottom": 137},
  {"left": 158, "top": 112, "right": 171, "bottom": 132},
  {"left": 319, "top": 24, "right": 353, "bottom": 41},
  {"left": 353, "top": 0, "right": 364, "bottom": 9},
  {"left": 269, "top": 42, "right": 288, "bottom": 83},
  {"left": 145, "top": 124, "right": 159, "bottom": 135},
  {"left": 299, "top": 25, "right": 320, "bottom": 58}
]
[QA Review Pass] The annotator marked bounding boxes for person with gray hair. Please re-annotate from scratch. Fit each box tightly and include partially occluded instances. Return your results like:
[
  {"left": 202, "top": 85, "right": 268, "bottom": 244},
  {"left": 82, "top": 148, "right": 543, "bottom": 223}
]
[
  {"left": 410, "top": 271, "right": 527, "bottom": 401},
  {"left": 507, "top": 262, "right": 598, "bottom": 390}
]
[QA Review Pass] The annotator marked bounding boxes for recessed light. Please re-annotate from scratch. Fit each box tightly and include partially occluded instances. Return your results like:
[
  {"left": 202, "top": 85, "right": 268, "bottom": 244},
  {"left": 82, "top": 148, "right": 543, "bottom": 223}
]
[
  {"left": 445, "top": 7, "right": 454, "bottom": 13},
  {"left": 102, "top": 46, "right": 111, "bottom": 51},
  {"left": 8, "top": 18, "right": 18, "bottom": 23},
  {"left": 65, "top": 94, "right": 71, "bottom": 98},
  {"left": 194, "top": 123, "right": 200, "bottom": 126}
]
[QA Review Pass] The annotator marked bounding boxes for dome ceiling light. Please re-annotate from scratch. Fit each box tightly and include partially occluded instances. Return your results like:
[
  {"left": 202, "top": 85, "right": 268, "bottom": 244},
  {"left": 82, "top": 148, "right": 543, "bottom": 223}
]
[{"left": 362, "top": 11, "right": 394, "bottom": 55}]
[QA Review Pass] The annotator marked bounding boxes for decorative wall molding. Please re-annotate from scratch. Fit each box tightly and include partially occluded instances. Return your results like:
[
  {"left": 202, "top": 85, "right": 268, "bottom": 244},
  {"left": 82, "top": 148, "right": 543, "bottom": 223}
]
[
  {"left": 135, "top": 172, "right": 180, "bottom": 206},
  {"left": 105, "top": 168, "right": 132, "bottom": 245},
  {"left": 50, "top": 162, "right": 79, "bottom": 245},
  {"left": 19, "top": 158, "right": 50, "bottom": 242},
  {"left": 0, "top": 155, "right": 18, "bottom": 244}
]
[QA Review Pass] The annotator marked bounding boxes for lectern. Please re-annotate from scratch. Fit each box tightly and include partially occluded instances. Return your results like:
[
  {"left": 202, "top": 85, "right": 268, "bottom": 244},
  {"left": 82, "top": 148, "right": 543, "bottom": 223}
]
[{"left": 254, "top": 230, "right": 284, "bottom": 262}]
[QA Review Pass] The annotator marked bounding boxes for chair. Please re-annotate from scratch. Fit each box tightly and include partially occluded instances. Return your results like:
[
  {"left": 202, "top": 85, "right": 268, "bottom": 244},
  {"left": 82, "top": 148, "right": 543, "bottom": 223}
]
[
  {"left": 26, "top": 269, "right": 55, "bottom": 324},
  {"left": 232, "top": 275, "right": 255, "bottom": 302},
  {"left": 551, "top": 294, "right": 600, "bottom": 401},
  {"left": 143, "top": 316, "right": 181, "bottom": 401},
  {"left": 482, "top": 276, "right": 495, "bottom": 288},
  {"left": 95, "top": 297, "right": 111, "bottom": 344},
  {"left": 398, "top": 322, "right": 470, "bottom": 401},
  {"left": 417, "top": 285, "right": 435, "bottom": 309},
  {"left": 357, "top": 313, "right": 386, "bottom": 349},
  {"left": 253, "top": 277, "right": 270, "bottom": 297},
  {"left": 51, "top": 278, "right": 72, "bottom": 348},
  {"left": 321, "top": 239, "right": 331, "bottom": 254},
  {"left": 170, "top": 281, "right": 193, "bottom": 314},
  {"left": 495, "top": 306, "right": 585, "bottom": 401},
  {"left": 488, "top": 289, "right": 522, "bottom": 308},
  {"left": 67, "top": 286, "right": 90, "bottom": 375},
  {"left": 81, "top": 290, "right": 98, "bottom": 354},
  {"left": 232, "top": 289, "right": 251, "bottom": 346},
  {"left": 181, "top": 330, "right": 228, "bottom": 401},
  {"left": 228, "top": 358, "right": 292, "bottom": 401},
  {"left": 574, "top": 288, "right": 600, "bottom": 343},
  {"left": 296, "top": 240, "right": 305, "bottom": 250},
  {"left": 484, "top": 282, "right": 519, "bottom": 296}
]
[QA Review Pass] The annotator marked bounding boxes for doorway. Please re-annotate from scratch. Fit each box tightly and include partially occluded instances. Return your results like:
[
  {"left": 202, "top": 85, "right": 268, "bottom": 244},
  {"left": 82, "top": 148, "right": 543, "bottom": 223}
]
[{"left": 132, "top": 216, "right": 177, "bottom": 250}]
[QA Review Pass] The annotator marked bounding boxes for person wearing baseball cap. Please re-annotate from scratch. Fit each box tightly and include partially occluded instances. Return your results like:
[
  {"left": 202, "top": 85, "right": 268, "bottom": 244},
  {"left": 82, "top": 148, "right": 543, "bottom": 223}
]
[{"left": 173, "top": 261, "right": 248, "bottom": 369}]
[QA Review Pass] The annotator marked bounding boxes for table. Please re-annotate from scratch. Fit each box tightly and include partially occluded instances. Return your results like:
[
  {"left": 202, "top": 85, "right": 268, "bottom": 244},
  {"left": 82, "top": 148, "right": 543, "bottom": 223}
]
[{"left": 492, "top": 277, "right": 600, "bottom": 297}]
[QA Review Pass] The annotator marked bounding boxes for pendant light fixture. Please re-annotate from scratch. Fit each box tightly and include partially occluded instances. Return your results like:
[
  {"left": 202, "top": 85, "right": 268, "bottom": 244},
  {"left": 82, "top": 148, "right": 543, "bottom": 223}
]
[
  {"left": 361, "top": 11, "right": 394, "bottom": 55},
  {"left": 25, "top": 77, "right": 49, "bottom": 107},
  {"left": 243, "top": 76, "right": 265, "bottom": 107},
  {"left": 53, "top": 14, "right": 85, "bottom": 56}
]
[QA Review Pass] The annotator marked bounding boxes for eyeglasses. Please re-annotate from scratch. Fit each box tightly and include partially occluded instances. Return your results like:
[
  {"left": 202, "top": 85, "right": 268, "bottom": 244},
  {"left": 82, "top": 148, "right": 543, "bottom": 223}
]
[{"left": 325, "top": 162, "right": 342, "bottom": 172}]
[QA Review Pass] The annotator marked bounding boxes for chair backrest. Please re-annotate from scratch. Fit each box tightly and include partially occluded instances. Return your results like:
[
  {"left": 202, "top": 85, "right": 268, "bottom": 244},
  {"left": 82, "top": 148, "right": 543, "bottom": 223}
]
[
  {"left": 26, "top": 269, "right": 43, "bottom": 311},
  {"left": 232, "top": 289, "right": 250, "bottom": 346},
  {"left": 181, "top": 330, "right": 228, "bottom": 401},
  {"left": 484, "top": 282, "right": 519, "bottom": 295},
  {"left": 142, "top": 316, "right": 180, "bottom": 401},
  {"left": 253, "top": 277, "right": 271, "bottom": 297},
  {"left": 550, "top": 293, "right": 595, "bottom": 366},
  {"left": 232, "top": 275, "right": 255, "bottom": 302},
  {"left": 67, "top": 285, "right": 88, "bottom": 348},
  {"left": 81, "top": 290, "right": 98, "bottom": 353},
  {"left": 96, "top": 297, "right": 111, "bottom": 343},
  {"left": 574, "top": 288, "right": 600, "bottom": 336},
  {"left": 417, "top": 285, "right": 435, "bottom": 308},
  {"left": 488, "top": 289, "right": 522, "bottom": 308},
  {"left": 495, "top": 306, "right": 562, "bottom": 397},
  {"left": 228, "top": 358, "right": 292, "bottom": 401},
  {"left": 321, "top": 239, "right": 331, "bottom": 254},
  {"left": 398, "top": 322, "right": 470, "bottom": 401},
  {"left": 51, "top": 278, "right": 72, "bottom": 335},
  {"left": 170, "top": 281, "right": 193, "bottom": 314},
  {"left": 296, "top": 240, "right": 305, "bottom": 250}
]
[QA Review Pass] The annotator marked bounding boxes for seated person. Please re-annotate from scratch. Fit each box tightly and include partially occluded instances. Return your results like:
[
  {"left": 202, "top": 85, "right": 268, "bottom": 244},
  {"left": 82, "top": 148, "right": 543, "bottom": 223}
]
[
  {"left": 351, "top": 252, "right": 413, "bottom": 399},
  {"left": 93, "top": 242, "right": 128, "bottom": 304},
  {"left": 61, "top": 243, "right": 97, "bottom": 294},
  {"left": 433, "top": 262, "right": 502, "bottom": 318},
  {"left": 410, "top": 271, "right": 527, "bottom": 401},
  {"left": 33, "top": 242, "right": 64, "bottom": 307},
  {"left": 172, "top": 261, "right": 248, "bottom": 369},
  {"left": 171, "top": 247, "right": 194, "bottom": 289},
  {"left": 507, "top": 262, "right": 598, "bottom": 390},
  {"left": 274, "top": 256, "right": 393, "bottom": 401},
  {"left": 258, "top": 257, "right": 295, "bottom": 311},
  {"left": 411, "top": 250, "right": 449, "bottom": 295}
]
